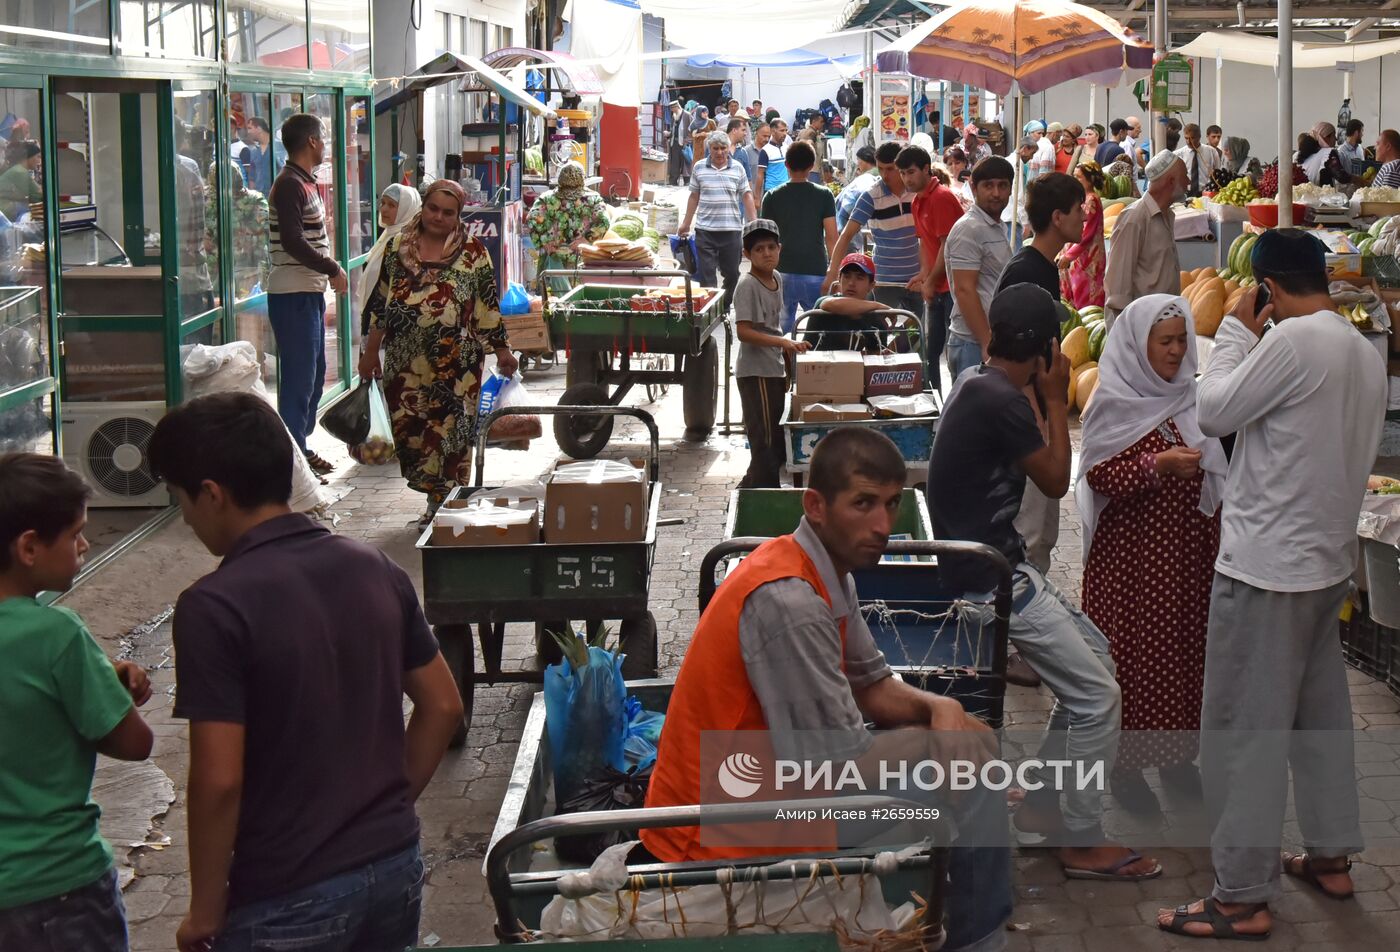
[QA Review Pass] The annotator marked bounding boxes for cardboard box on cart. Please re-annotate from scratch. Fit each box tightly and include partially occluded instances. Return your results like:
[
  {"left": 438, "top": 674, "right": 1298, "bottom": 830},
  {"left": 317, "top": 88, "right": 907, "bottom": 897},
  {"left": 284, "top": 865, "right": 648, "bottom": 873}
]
[
  {"left": 795, "top": 350, "right": 865, "bottom": 397},
  {"left": 863, "top": 352, "right": 924, "bottom": 396},
  {"left": 545, "top": 459, "right": 649, "bottom": 544},
  {"left": 800, "top": 402, "right": 873, "bottom": 422},
  {"left": 430, "top": 493, "right": 540, "bottom": 546}
]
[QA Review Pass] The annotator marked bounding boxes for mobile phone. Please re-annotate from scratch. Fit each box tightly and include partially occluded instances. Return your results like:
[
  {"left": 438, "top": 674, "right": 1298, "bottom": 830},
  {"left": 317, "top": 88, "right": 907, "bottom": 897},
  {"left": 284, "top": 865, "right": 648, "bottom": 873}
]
[{"left": 1253, "top": 281, "right": 1271, "bottom": 317}]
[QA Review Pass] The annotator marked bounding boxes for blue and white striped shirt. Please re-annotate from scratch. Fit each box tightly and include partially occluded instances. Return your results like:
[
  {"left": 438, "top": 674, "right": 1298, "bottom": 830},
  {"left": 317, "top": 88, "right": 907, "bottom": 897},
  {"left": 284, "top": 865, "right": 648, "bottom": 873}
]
[
  {"left": 849, "top": 181, "right": 920, "bottom": 282},
  {"left": 690, "top": 157, "right": 751, "bottom": 232}
]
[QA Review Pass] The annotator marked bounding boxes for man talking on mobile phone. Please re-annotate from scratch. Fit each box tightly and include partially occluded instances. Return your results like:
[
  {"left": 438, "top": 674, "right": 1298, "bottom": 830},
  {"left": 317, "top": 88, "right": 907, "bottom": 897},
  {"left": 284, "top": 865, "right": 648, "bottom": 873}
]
[{"left": 1158, "top": 229, "right": 1386, "bottom": 941}]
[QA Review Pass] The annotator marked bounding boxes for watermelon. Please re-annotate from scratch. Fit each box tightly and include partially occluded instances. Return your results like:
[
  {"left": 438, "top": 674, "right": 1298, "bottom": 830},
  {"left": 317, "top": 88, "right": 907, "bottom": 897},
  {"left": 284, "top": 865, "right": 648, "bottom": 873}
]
[
  {"left": 1110, "top": 175, "right": 1132, "bottom": 199},
  {"left": 1088, "top": 323, "right": 1107, "bottom": 362},
  {"left": 1060, "top": 302, "right": 1081, "bottom": 340},
  {"left": 1370, "top": 217, "right": 1390, "bottom": 238}
]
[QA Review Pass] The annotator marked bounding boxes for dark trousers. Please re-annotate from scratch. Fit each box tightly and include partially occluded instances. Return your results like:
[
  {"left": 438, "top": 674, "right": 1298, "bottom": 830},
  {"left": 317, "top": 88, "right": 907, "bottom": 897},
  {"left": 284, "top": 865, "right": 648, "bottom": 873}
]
[
  {"left": 737, "top": 375, "right": 786, "bottom": 488},
  {"left": 695, "top": 228, "right": 742, "bottom": 306},
  {"left": 0, "top": 868, "right": 128, "bottom": 951},
  {"left": 268, "top": 291, "right": 328, "bottom": 453},
  {"left": 667, "top": 144, "right": 690, "bottom": 185}
]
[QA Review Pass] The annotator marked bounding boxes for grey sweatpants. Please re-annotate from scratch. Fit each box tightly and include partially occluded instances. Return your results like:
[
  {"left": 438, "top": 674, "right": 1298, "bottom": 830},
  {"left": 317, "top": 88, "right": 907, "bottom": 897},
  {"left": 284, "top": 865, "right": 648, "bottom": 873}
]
[{"left": 1200, "top": 573, "right": 1361, "bottom": 904}]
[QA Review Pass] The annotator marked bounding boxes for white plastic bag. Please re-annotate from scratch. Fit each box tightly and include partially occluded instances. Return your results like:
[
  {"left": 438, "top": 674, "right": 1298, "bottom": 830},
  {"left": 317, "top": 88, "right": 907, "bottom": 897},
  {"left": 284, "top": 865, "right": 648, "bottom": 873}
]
[
  {"left": 487, "top": 373, "right": 542, "bottom": 448},
  {"left": 535, "top": 841, "right": 924, "bottom": 947},
  {"left": 349, "top": 379, "right": 396, "bottom": 465},
  {"left": 181, "top": 342, "right": 325, "bottom": 512}
]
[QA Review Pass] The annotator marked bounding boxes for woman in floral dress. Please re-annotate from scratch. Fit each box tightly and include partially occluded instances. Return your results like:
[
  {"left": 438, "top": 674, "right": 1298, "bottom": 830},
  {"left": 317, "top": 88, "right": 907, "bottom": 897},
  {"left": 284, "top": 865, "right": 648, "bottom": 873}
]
[
  {"left": 1058, "top": 160, "right": 1107, "bottom": 309},
  {"left": 359, "top": 179, "right": 517, "bottom": 523},
  {"left": 1076, "top": 294, "right": 1228, "bottom": 814},
  {"left": 525, "top": 161, "right": 610, "bottom": 293}
]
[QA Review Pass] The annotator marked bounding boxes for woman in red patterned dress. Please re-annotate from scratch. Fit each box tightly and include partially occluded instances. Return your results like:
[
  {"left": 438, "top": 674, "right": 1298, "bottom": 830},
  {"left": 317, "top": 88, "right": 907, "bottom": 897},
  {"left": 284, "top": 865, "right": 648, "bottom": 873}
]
[{"left": 1076, "top": 294, "right": 1229, "bottom": 814}]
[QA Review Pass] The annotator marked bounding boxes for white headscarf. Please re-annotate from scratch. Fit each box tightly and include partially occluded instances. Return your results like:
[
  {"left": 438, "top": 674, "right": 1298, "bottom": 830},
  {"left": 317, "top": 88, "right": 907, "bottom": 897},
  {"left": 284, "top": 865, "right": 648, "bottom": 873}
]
[
  {"left": 1074, "top": 293, "right": 1228, "bottom": 560},
  {"left": 355, "top": 183, "right": 421, "bottom": 325}
]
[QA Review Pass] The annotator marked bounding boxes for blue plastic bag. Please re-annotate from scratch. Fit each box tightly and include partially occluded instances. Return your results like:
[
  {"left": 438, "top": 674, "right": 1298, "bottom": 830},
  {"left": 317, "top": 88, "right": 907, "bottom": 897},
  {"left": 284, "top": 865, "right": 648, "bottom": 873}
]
[
  {"left": 544, "top": 644, "right": 627, "bottom": 804},
  {"left": 669, "top": 234, "right": 700, "bottom": 276},
  {"left": 500, "top": 281, "right": 530, "bottom": 315},
  {"left": 621, "top": 695, "right": 665, "bottom": 771}
]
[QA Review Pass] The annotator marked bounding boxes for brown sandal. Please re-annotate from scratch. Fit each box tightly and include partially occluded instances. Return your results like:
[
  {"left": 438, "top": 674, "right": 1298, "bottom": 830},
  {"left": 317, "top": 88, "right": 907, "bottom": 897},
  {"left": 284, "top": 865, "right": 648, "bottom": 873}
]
[
  {"left": 304, "top": 451, "right": 335, "bottom": 475},
  {"left": 1159, "top": 899, "right": 1270, "bottom": 941},
  {"left": 1282, "top": 852, "right": 1354, "bottom": 900}
]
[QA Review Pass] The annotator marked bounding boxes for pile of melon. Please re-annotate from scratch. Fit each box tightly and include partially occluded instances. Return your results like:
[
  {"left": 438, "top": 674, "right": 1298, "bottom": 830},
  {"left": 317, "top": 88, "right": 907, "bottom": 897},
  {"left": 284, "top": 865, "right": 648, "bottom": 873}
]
[
  {"left": 1180, "top": 264, "right": 1257, "bottom": 337},
  {"left": 1060, "top": 306, "right": 1107, "bottom": 412}
]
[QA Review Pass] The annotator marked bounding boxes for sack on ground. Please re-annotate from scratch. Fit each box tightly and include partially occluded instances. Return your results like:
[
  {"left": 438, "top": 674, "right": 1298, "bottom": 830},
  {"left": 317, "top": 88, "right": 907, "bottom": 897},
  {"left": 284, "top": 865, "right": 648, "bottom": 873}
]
[
  {"left": 349, "top": 379, "right": 395, "bottom": 465},
  {"left": 181, "top": 342, "right": 324, "bottom": 512},
  {"left": 323, "top": 378, "right": 373, "bottom": 445}
]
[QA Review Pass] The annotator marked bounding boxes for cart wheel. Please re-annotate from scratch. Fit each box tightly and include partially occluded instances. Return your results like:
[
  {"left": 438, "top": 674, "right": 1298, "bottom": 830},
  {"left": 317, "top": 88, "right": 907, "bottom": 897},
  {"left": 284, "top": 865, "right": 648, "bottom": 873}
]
[
  {"left": 681, "top": 336, "right": 718, "bottom": 441},
  {"left": 619, "top": 612, "right": 659, "bottom": 680},
  {"left": 535, "top": 619, "right": 567, "bottom": 666},
  {"left": 436, "top": 625, "right": 475, "bottom": 748},
  {"left": 565, "top": 349, "right": 604, "bottom": 388},
  {"left": 554, "top": 382, "right": 614, "bottom": 459}
]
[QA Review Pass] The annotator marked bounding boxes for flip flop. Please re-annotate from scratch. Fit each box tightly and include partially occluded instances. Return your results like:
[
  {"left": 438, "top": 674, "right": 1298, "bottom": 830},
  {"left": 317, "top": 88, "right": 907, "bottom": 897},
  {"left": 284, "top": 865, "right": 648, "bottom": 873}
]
[
  {"left": 1158, "top": 899, "right": 1270, "bottom": 941},
  {"left": 1282, "top": 852, "right": 1354, "bottom": 900},
  {"left": 1063, "top": 850, "right": 1163, "bottom": 882}
]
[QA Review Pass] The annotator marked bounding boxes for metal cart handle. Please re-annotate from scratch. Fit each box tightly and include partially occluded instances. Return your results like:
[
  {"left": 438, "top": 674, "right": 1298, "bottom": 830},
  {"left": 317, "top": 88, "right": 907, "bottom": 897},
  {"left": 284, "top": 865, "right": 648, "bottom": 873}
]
[
  {"left": 698, "top": 537, "right": 1014, "bottom": 624},
  {"left": 540, "top": 268, "right": 694, "bottom": 311},
  {"left": 485, "top": 794, "right": 947, "bottom": 944},
  {"left": 474, "top": 404, "right": 661, "bottom": 486},
  {"left": 791, "top": 308, "right": 927, "bottom": 361}
]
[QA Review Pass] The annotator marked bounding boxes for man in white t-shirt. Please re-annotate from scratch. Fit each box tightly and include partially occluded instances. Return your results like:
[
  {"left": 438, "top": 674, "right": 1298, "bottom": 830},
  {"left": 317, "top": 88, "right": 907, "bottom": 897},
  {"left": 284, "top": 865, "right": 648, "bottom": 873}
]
[{"left": 1157, "top": 229, "right": 1385, "bottom": 941}]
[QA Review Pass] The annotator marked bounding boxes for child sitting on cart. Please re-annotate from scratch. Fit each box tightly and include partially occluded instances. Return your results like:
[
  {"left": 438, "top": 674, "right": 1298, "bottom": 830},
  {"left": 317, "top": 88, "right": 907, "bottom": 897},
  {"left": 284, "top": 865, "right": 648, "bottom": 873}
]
[
  {"left": 801, "top": 253, "right": 891, "bottom": 354},
  {"left": 733, "top": 219, "right": 810, "bottom": 489}
]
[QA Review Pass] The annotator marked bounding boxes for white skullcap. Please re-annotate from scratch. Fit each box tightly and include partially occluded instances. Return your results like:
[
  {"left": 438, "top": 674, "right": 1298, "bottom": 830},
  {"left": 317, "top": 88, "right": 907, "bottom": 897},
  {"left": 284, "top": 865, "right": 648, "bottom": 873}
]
[{"left": 1145, "top": 150, "right": 1180, "bottom": 182}]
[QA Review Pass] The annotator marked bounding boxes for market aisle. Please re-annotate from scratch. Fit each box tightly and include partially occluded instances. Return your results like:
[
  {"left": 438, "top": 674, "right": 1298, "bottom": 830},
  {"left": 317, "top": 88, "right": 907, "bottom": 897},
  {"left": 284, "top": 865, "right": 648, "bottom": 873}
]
[{"left": 58, "top": 355, "right": 1400, "bottom": 951}]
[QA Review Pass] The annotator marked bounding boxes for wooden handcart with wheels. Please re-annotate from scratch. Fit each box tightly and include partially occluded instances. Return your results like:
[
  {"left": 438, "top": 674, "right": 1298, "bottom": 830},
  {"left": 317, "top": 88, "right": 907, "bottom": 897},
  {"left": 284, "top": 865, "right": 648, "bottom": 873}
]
[
  {"left": 541, "top": 268, "right": 727, "bottom": 458},
  {"left": 416, "top": 405, "right": 664, "bottom": 746}
]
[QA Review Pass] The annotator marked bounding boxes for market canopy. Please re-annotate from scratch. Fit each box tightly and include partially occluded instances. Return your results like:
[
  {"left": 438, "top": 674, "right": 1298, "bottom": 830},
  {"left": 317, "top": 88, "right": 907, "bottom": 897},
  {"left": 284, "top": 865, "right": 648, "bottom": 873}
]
[
  {"left": 635, "top": 0, "right": 850, "bottom": 57},
  {"left": 1177, "top": 30, "right": 1400, "bottom": 68},
  {"left": 684, "top": 48, "right": 864, "bottom": 71},
  {"left": 482, "top": 47, "right": 605, "bottom": 97},
  {"left": 877, "top": 0, "right": 1154, "bottom": 95},
  {"left": 374, "top": 52, "right": 555, "bottom": 117}
]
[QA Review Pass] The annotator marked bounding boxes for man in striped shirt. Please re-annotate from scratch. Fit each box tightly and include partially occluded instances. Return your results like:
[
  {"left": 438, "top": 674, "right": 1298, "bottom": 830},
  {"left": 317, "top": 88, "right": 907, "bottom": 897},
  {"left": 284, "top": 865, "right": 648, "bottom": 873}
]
[
  {"left": 267, "top": 113, "right": 347, "bottom": 475},
  {"left": 679, "top": 131, "right": 756, "bottom": 304},
  {"left": 824, "top": 141, "right": 920, "bottom": 308}
]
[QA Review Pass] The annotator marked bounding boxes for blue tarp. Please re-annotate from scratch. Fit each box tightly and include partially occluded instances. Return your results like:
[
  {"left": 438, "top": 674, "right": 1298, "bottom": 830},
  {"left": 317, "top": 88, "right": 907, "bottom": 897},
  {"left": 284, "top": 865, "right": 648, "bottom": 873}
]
[{"left": 685, "top": 48, "right": 861, "bottom": 70}]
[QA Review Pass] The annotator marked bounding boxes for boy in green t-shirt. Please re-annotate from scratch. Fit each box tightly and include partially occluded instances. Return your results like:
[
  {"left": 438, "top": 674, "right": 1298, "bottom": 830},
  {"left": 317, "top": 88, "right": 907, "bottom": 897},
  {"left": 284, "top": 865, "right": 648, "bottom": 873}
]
[{"left": 0, "top": 453, "right": 153, "bottom": 950}]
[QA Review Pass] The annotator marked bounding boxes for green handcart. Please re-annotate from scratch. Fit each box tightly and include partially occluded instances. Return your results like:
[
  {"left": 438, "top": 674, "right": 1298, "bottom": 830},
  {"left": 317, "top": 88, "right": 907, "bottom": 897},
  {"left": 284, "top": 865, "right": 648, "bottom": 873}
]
[
  {"left": 542, "top": 269, "right": 727, "bottom": 458},
  {"left": 416, "top": 405, "right": 663, "bottom": 745}
]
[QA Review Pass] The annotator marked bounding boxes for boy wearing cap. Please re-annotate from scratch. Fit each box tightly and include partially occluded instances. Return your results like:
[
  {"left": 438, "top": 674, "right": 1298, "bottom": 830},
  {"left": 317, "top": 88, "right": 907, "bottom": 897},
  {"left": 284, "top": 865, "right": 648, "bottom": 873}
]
[
  {"left": 803, "top": 254, "right": 887, "bottom": 354},
  {"left": 734, "top": 220, "right": 809, "bottom": 489},
  {"left": 929, "top": 283, "right": 1163, "bottom": 885}
]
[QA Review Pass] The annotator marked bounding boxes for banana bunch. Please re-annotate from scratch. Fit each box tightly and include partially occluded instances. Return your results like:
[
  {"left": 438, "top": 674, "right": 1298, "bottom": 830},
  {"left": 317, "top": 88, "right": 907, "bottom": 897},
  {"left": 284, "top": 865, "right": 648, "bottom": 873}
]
[{"left": 1330, "top": 282, "right": 1383, "bottom": 330}]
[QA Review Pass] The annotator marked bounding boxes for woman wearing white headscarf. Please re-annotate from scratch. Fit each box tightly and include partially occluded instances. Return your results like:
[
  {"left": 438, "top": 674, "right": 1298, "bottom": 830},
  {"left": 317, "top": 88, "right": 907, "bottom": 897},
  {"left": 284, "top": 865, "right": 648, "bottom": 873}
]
[
  {"left": 1076, "top": 293, "right": 1228, "bottom": 815},
  {"left": 356, "top": 183, "right": 421, "bottom": 337}
]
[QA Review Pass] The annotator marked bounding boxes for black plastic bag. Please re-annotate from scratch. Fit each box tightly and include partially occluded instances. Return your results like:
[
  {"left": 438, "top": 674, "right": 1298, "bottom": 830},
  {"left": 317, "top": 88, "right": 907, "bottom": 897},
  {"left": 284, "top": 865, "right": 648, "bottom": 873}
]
[
  {"left": 322, "top": 379, "right": 372, "bottom": 445},
  {"left": 554, "top": 764, "right": 653, "bottom": 864}
]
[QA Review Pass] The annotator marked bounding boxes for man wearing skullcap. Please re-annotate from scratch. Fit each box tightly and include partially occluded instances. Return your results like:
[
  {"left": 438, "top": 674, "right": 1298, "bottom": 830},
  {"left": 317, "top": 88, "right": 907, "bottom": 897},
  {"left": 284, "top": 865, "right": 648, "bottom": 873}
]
[{"left": 1103, "top": 151, "right": 1187, "bottom": 327}]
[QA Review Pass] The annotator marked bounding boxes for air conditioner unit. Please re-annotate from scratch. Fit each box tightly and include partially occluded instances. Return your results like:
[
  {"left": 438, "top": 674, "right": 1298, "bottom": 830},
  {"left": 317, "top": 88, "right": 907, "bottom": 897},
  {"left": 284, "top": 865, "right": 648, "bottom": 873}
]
[{"left": 60, "top": 401, "right": 170, "bottom": 508}]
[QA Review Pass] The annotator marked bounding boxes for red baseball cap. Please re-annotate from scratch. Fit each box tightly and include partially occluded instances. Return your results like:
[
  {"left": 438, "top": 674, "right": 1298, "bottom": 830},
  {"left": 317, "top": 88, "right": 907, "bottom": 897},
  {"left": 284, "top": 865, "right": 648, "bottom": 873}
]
[{"left": 839, "top": 253, "right": 875, "bottom": 277}]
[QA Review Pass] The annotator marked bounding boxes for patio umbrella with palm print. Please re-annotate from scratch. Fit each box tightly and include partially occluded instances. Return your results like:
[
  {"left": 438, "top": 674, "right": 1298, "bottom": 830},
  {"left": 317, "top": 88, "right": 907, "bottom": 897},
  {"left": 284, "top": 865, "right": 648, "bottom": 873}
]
[{"left": 877, "top": 0, "right": 1154, "bottom": 95}]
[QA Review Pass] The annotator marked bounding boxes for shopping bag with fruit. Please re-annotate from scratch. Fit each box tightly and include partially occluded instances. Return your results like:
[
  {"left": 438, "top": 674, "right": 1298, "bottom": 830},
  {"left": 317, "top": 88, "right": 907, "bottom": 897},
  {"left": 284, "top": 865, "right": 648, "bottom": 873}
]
[{"left": 348, "top": 379, "right": 396, "bottom": 465}]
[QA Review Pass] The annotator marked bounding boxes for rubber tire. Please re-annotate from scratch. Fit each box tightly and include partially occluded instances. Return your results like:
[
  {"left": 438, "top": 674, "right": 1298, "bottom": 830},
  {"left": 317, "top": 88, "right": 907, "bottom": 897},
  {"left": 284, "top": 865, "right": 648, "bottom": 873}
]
[
  {"left": 535, "top": 619, "right": 567, "bottom": 666},
  {"left": 619, "top": 612, "right": 659, "bottom": 680},
  {"left": 554, "top": 382, "right": 614, "bottom": 459},
  {"left": 436, "top": 625, "right": 475, "bottom": 748},
  {"left": 681, "top": 335, "right": 719, "bottom": 440},
  {"left": 566, "top": 349, "right": 605, "bottom": 388}
]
